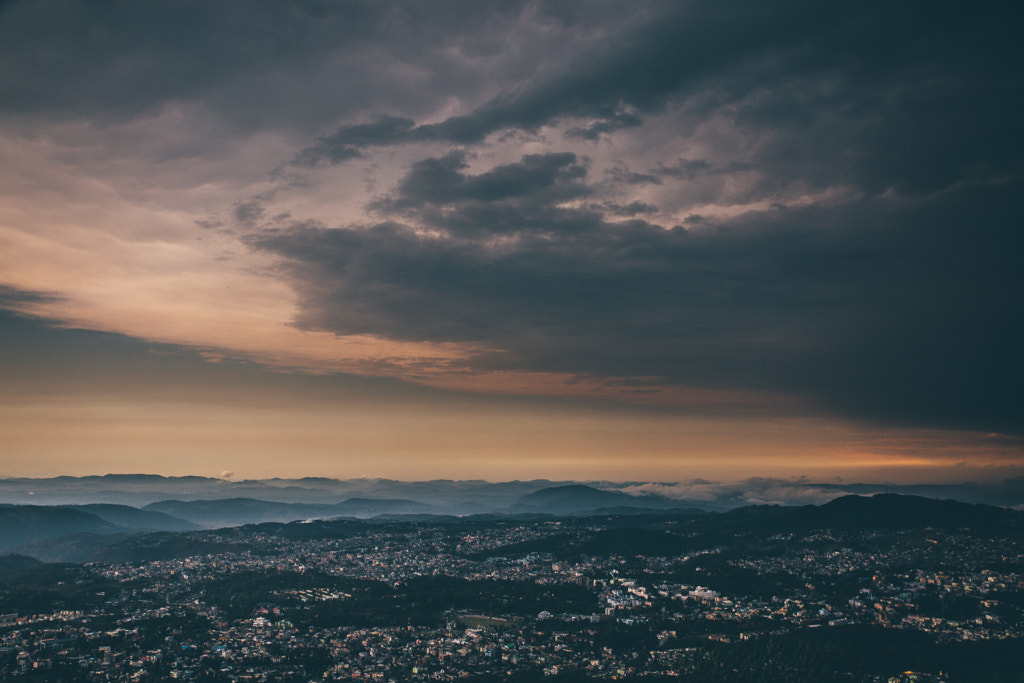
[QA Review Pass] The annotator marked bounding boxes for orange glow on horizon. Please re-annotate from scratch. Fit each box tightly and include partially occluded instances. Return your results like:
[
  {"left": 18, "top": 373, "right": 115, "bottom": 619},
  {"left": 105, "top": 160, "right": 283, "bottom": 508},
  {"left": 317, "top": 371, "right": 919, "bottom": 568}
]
[{"left": 2, "top": 390, "right": 1021, "bottom": 483}]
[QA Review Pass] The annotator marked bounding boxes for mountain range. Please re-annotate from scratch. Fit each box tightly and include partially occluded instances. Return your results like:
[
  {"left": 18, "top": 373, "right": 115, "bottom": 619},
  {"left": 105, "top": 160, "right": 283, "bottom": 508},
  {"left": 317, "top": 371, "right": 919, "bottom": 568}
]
[
  {"left": 0, "top": 486, "right": 1021, "bottom": 563},
  {"left": 3, "top": 474, "right": 1023, "bottom": 511},
  {"left": 513, "top": 484, "right": 686, "bottom": 513}
]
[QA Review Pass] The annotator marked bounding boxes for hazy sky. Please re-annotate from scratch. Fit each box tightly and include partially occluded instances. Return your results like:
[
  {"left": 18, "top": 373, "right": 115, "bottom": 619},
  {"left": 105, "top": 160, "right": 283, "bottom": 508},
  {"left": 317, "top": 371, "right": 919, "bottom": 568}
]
[{"left": 1, "top": 0, "right": 1021, "bottom": 482}]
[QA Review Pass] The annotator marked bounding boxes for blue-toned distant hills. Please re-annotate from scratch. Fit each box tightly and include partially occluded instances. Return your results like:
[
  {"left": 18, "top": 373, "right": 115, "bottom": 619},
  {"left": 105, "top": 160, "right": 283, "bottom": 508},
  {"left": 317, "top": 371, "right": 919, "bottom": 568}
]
[
  {"left": 2, "top": 475, "right": 1023, "bottom": 561},
  {"left": 1, "top": 491, "right": 1020, "bottom": 564},
  {"left": 3, "top": 474, "right": 1022, "bottom": 510},
  {"left": 513, "top": 484, "right": 686, "bottom": 513},
  {"left": 0, "top": 503, "right": 201, "bottom": 557}
]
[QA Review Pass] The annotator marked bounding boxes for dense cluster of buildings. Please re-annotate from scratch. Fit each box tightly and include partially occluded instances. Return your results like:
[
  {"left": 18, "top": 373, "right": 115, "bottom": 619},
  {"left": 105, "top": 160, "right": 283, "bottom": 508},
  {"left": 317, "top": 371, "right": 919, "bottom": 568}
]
[{"left": 0, "top": 518, "right": 1021, "bottom": 680}]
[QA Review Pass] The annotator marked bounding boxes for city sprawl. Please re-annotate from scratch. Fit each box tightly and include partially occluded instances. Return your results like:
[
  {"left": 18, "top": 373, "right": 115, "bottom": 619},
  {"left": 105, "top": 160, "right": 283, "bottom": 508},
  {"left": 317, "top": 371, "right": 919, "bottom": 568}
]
[{"left": 1, "top": 497, "right": 1023, "bottom": 682}]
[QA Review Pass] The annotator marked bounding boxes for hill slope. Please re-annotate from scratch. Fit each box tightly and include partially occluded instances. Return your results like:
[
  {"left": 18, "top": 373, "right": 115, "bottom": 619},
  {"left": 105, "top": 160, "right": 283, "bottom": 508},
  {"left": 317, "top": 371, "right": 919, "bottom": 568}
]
[
  {"left": 514, "top": 484, "right": 679, "bottom": 513},
  {"left": 69, "top": 503, "right": 201, "bottom": 531},
  {"left": 0, "top": 505, "right": 122, "bottom": 553}
]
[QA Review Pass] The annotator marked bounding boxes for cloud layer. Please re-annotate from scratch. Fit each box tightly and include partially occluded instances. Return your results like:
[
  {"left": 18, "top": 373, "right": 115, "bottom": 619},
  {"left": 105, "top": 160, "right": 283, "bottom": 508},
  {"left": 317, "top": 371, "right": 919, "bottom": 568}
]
[{"left": 1, "top": 0, "right": 1022, "bottom": 477}]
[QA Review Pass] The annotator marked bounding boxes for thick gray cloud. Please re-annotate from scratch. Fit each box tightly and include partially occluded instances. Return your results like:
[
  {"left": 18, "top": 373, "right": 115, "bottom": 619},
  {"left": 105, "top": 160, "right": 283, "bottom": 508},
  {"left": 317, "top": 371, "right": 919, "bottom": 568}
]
[
  {"left": 255, "top": 169, "right": 1023, "bottom": 432},
  {"left": 0, "top": 0, "right": 631, "bottom": 131},
  {"left": 248, "top": 0, "right": 1024, "bottom": 434},
  {"left": 4, "top": 0, "right": 1021, "bottom": 437},
  {"left": 288, "top": 0, "right": 1022, "bottom": 183},
  {"left": 292, "top": 116, "right": 416, "bottom": 166},
  {"left": 377, "top": 151, "right": 590, "bottom": 211}
]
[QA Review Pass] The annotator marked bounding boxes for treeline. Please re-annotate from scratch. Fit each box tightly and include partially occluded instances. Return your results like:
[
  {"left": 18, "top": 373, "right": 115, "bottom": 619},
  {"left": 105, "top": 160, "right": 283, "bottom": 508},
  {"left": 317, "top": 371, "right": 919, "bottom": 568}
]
[
  {"left": 464, "top": 626, "right": 1024, "bottom": 682},
  {"left": 0, "top": 556, "right": 119, "bottom": 613},
  {"left": 196, "top": 570, "right": 598, "bottom": 624},
  {"left": 686, "top": 627, "right": 1024, "bottom": 683},
  {"left": 295, "top": 574, "right": 597, "bottom": 627}
]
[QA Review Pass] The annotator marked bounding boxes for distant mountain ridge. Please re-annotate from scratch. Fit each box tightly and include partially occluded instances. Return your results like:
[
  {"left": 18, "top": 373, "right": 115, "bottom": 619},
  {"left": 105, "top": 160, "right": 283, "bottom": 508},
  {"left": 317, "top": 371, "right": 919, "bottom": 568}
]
[
  {"left": 515, "top": 484, "right": 683, "bottom": 513},
  {"left": 1, "top": 493, "right": 1020, "bottom": 563},
  {"left": 0, "top": 475, "right": 569, "bottom": 509},
  {"left": 68, "top": 504, "right": 201, "bottom": 532},
  {"left": 3, "top": 474, "right": 1023, "bottom": 511}
]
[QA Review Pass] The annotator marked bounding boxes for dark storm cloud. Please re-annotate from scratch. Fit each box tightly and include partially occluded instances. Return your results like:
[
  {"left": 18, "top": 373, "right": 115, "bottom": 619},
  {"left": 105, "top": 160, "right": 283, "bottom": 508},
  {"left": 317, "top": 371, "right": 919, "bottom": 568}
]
[
  {"left": 256, "top": 174, "right": 1024, "bottom": 433},
  {"left": 291, "top": 116, "right": 416, "bottom": 167},
  {"left": 0, "top": 0, "right": 611, "bottom": 130},
  {"left": 0, "top": 0, "right": 372, "bottom": 122},
  {"left": 652, "top": 159, "right": 714, "bottom": 182},
  {"left": 377, "top": 151, "right": 590, "bottom": 211},
  {"left": 251, "top": 0, "right": 1024, "bottom": 438},
  {"left": 563, "top": 107, "right": 645, "bottom": 141},
  {"left": 604, "top": 163, "right": 663, "bottom": 186},
  {"left": 292, "top": 0, "right": 795, "bottom": 160},
  {"left": 288, "top": 0, "right": 1022, "bottom": 209},
  {"left": 602, "top": 201, "right": 658, "bottom": 217}
]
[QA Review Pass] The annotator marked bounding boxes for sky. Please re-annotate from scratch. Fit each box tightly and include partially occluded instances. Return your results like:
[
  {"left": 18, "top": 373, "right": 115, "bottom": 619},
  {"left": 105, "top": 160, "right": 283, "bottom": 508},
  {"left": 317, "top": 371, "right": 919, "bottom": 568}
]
[{"left": 1, "top": 0, "right": 1022, "bottom": 483}]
